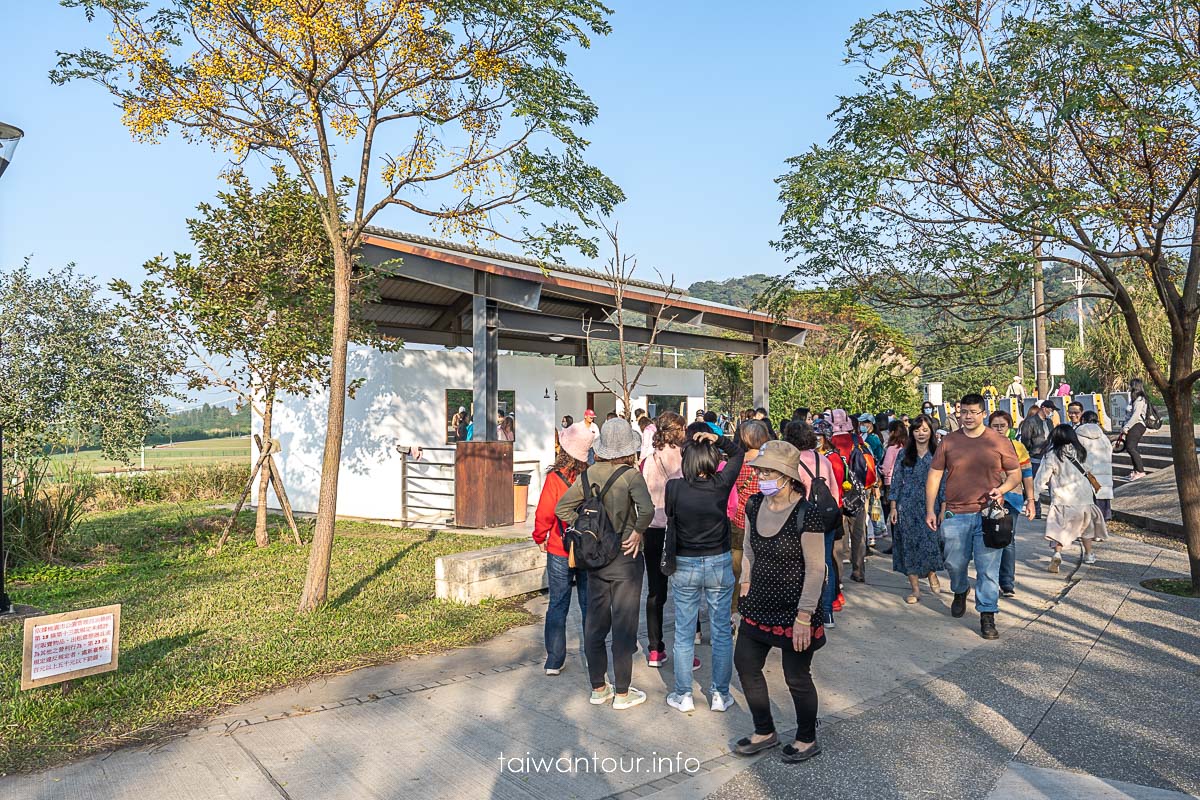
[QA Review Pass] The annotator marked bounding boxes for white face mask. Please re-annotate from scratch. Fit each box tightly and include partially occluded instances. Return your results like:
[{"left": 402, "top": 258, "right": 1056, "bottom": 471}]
[{"left": 759, "top": 479, "right": 781, "bottom": 496}]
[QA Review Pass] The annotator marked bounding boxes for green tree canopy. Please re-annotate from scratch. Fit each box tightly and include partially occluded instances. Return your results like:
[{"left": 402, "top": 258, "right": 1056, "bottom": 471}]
[{"left": 1, "top": 263, "right": 178, "bottom": 462}]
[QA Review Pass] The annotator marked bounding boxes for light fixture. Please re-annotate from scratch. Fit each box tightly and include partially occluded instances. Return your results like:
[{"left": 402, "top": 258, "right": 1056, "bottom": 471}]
[
  {"left": 0, "top": 122, "right": 23, "bottom": 180},
  {"left": 543, "top": 388, "right": 550, "bottom": 399},
  {"left": 548, "top": 334, "right": 564, "bottom": 342}
]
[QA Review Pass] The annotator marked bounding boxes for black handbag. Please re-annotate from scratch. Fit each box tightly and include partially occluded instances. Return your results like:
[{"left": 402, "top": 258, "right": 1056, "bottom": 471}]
[
  {"left": 981, "top": 501, "right": 1014, "bottom": 549},
  {"left": 660, "top": 483, "right": 678, "bottom": 576}
]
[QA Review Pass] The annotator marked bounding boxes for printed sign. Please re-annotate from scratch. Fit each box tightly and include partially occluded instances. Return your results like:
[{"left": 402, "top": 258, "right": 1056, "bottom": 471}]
[{"left": 21, "top": 605, "right": 121, "bottom": 690}]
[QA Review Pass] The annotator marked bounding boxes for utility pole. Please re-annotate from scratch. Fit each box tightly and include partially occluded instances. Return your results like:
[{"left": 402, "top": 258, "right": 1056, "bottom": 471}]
[
  {"left": 1063, "top": 267, "right": 1085, "bottom": 347},
  {"left": 1016, "top": 325, "right": 1025, "bottom": 382},
  {"left": 1032, "top": 240, "right": 1050, "bottom": 398}
]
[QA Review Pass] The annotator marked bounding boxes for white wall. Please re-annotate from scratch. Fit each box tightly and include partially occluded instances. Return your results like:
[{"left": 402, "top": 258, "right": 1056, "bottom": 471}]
[{"left": 254, "top": 348, "right": 704, "bottom": 523}]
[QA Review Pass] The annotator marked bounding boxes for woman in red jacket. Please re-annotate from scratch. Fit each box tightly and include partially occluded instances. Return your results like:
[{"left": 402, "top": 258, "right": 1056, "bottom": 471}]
[{"left": 533, "top": 423, "right": 592, "bottom": 675}]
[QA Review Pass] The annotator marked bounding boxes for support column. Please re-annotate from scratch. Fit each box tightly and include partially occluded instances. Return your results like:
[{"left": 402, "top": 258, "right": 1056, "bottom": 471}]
[
  {"left": 472, "top": 295, "right": 499, "bottom": 441},
  {"left": 752, "top": 339, "right": 770, "bottom": 412}
]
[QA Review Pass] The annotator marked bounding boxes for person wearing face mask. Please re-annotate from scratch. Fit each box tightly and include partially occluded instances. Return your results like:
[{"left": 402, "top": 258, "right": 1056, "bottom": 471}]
[{"left": 921, "top": 401, "right": 936, "bottom": 419}]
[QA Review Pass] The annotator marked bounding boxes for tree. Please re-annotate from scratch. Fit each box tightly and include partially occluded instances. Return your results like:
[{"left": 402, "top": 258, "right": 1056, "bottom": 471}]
[
  {"left": 702, "top": 353, "right": 752, "bottom": 417},
  {"left": 118, "top": 168, "right": 397, "bottom": 546},
  {"left": 775, "top": 0, "right": 1200, "bottom": 594},
  {"left": 1, "top": 263, "right": 176, "bottom": 462},
  {"left": 56, "top": 0, "right": 623, "bottom": 610},
  {"left": 583, "top": 224, "right": 680, "bottom": 419}
]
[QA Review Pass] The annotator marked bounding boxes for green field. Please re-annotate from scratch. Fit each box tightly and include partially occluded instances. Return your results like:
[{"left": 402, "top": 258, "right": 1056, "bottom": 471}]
[{"left": 50, "top": 436, "right": 251, "bottom": 471}]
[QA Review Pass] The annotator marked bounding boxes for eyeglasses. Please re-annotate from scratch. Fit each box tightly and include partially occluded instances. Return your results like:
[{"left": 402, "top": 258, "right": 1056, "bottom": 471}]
[{"left": 753, "top": 467, "right": 782, "bottom": 479}]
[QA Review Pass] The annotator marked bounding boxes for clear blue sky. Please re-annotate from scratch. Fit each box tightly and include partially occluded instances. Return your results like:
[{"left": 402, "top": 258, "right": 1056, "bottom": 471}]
[{"left": 1, "top": 1, "right": 893, "bottom": 292}]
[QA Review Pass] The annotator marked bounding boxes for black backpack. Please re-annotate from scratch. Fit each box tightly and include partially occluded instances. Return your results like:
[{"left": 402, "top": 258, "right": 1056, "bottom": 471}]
[
  {"left": 563, "top": 466, "right": 632, "bottom": 570},
  {"left": 797, "top": 456, "right": 843, "bottom": 533}
]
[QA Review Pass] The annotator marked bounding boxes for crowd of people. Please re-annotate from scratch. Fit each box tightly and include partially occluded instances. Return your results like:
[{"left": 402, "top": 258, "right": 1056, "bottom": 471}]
[{"left": 530, "top": 384, "right": 1131, "bottom": 764}]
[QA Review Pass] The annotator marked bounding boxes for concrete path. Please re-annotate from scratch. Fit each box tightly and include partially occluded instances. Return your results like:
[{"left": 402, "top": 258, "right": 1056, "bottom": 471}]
[{"left": 2, "top": 516, "right": 1196, "bottom": 800}]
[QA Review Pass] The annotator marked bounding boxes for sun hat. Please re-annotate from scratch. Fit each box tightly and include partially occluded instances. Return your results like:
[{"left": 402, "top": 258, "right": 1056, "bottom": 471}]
[
  {"left": 812, "top": 418, "right": 834, "bottom": 438},
  {"left": 859, "top": 412, "right": 876, "bottom": 425},
  {"left": 748, "top": 440, "right": 802, "bottom": 482},
  {"left": 594, "top": 418, "right": 643, "bottom": 459},
  {"left": 831, "top": 408, "right": 853, "bottom": 435},
  {"left": 558, "top": 422, "right": 593, "bottom": 463},
  {"left": 584, "top": 409, "right": 596, "bottom": 419}
]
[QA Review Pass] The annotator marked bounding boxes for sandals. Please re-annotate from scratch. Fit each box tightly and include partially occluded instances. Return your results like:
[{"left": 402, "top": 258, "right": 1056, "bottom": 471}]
[
  {"left": 905, "top": 593, "right": 919, "bottom": 605},
  {"left": 928, "top": 574, "right": 942, "bottom": 593},
  {"left": 734, "top": 732, "right": 779, "bottom": 756}
]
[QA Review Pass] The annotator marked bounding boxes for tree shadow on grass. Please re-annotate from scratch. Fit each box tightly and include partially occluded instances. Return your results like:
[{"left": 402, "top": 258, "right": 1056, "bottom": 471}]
[
  {"left": 328, "top": 531, "right": 438, "bottom": 609},
  {"left": 122, "top": 629, "right": 209, "bottom": 664}
]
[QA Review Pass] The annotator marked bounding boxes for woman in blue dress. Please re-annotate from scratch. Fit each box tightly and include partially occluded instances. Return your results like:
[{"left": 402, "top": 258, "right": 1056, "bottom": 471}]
[{"left": 889, "top": 414, "right": 945, "bottom": 604}]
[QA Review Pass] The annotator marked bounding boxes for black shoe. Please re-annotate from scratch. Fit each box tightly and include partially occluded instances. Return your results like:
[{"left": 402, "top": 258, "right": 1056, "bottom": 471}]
[
  {"left": 850, "top": 573, "right": 865, "bottom": 583},
  {"left": 734, "top": 732, "right": 779, "bottom": 756},
  {"left": 781, "top": 741, "right": 822, "bottom": 763},
  {"left": 1001, "top": 587, "right": 1016, "bottom": 598},
  {"left": 980, "top": 612, "right": 999, "bottom": 640},
  {"left": 951, "top": 592, "right": 967, "bottom": 618}
]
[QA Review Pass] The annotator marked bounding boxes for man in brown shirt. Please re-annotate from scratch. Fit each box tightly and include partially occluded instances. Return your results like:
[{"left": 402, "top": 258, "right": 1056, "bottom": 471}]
[{"left": 925, "top": 393, "right": 1022, "bottom": 640}]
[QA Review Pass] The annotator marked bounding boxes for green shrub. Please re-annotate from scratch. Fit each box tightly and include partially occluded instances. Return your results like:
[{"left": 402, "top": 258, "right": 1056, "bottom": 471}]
[
  {"left": 1, "top": 459, "right": 94, "bottom": 565},
  {"left": 88, "top": 463, "right": 248, "bottom": 511}
]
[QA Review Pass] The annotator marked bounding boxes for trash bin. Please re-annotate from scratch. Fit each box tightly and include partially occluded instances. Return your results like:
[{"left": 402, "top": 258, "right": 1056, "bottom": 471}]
[{"left": 513, "top": 472, "right": 532, "bottom": 524}]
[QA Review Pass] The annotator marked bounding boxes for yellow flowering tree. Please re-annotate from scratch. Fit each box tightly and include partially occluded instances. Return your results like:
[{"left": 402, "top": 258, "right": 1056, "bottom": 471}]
[{"left": 55, "top": 0, "right": 623, "bottom": 610}]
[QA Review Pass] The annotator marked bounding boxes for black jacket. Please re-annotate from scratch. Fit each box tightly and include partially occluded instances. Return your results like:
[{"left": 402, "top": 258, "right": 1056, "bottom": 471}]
[{"left": 666, "top": 436, "right": 745, "bottom": 557}]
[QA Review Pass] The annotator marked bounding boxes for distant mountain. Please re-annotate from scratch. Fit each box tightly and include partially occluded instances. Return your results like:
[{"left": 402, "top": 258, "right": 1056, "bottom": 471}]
[{"left": 687, "top": 274, "right": 780, "bottom": 310}]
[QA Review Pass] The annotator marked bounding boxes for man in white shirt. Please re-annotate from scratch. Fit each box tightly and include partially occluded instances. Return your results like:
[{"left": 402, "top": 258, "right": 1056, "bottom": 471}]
[
  {"left": 1005, "top": 376, "right": 1026, "bottom": 401},
  {"left": 583, "top": 409, "right": 600, "bottom": 442}
]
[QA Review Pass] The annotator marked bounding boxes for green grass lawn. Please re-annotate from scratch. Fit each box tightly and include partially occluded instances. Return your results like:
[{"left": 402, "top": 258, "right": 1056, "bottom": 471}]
[
  {"left": 0, "top": 503, "right": 533, "bottom": 775},
  {"left": 50, "top": 436, "right": 251, "bottom": 471}
]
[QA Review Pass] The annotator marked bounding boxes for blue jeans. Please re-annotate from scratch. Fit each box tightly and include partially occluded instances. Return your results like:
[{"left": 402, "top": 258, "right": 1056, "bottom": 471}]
[
  {"left": 822, "top": 527, "right": 838, "bottom": 619},
  {"left": 941, "top": 512, "right": 1002, "bottom": 614},
  {"left": 671, "top": 551, "right": 734, "bottom": 696},
  {"left": 544, "top": 553, "right": 587, "bottom": 670},
  {"left": 999, "top": 512, "right": 1017, "bottom": 593}
]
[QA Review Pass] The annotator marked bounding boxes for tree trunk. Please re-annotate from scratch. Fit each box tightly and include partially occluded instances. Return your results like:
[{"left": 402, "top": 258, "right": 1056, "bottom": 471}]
[
  {"left": 254, "top": 397, "right": 273, "bottom": 547},
  {"left": 1032, "top": 244, "right": 1050, "bottom": 398},
  {"left": 1164, "top": 387, "right": 1200, "bottom": 594},
  {"left": 298, "top": 246, "right": 353, "bottom": 612}
]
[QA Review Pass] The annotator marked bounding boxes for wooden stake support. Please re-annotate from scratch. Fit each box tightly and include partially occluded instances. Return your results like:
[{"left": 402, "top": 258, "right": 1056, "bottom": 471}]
[{"left": 215, "top": 436, "right": 302, "bottom": 550}]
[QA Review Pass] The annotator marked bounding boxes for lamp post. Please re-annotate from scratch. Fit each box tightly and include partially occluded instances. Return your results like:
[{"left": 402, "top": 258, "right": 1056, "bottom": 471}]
[{"left": 0, "top": 121, "right": 24, "bottom": 615}]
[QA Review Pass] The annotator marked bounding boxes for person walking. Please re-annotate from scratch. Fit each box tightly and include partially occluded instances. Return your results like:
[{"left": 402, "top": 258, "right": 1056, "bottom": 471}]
[
  {"left": 639, "top": 411, "right": 686, "bottom": 669},
  {"left": 787, "top": 421, "right": 843, "bottom": 627},
  {"left": 556, "top": 420, "right": 654, "bottom": 710},
  {"left": 1078, "top": 412, "right": 1115, "bottom": 520},
  {"left": 1117, "top": 378, "right": 1152, "bottom": 480},
  {"left": 1019, "top": 401, "right": 1054, "bottom": 461},
  {"left": 925, "top": 394, "right": 1022, "bottom": 640},
  {"left": 1037, "top": 425, "right": 1108, "bottom": 571},
  {"left": 664, "top": 430, "right": 745, "bottom": 714},
  {"left": 1066, "top": 401, "right": 1084, "bottom": 427},
  {"left": 889, "top": 414, "right": 944, "bottom": 603},
  {"left": 987, "top": 410, "right": 1037, "bottom": 598},
  {"left": 729, "top": 420, "right": 772, "bottom": 621},
  {"left": 1006, "top": 375, "right": 1027, "bottom": 402},
  {"left": 532, "top": 425, "right": 592, "bottom": 675},
  {"left": 830, "top": 409, "right": 876, "bottom": 584},
  {"left": 812, "top": 418, "right": 847, "bottom": 618},
  {"left": 732, "top": 440, "right": 828, "bottom": 763}
]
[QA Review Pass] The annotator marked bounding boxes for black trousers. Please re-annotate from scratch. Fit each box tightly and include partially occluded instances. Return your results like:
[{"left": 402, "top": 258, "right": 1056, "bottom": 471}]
[
  {"left": 1125, "top": 423, "right": 1146, "bottom": 472},
  {"left": 642, "top": 527, "right": 700, "bottom": 652},
  {"left": 642, "top": 527, "right": 669, "bottom": 652},
  {"left": 585, "top": 556, "right": 644, "bottom": 693},
  {"left": 734, "top": 633, "right": 818, "bottom": 743}
]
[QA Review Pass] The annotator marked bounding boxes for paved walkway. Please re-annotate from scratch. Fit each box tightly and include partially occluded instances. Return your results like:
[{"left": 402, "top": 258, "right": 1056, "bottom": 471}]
[{"left": 3, "top": 516, "right": 1196, "bottom": 800}]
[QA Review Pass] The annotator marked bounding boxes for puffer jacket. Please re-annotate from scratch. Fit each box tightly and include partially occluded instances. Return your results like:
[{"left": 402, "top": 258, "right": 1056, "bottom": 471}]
[{"left": 1074, "top": 423, "right": 1115, "bottom": 500}]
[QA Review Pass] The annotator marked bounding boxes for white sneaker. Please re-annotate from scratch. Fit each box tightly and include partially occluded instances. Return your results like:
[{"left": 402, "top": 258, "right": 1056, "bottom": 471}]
[
  {"left": 666, "top": 692, "right": 695, "bottom": 713},
  {"left": 613, "top": 687, "right": 647, "bottom": 710},
  {"left": 1084, "top": 553, "right": 1097, "bottom": 565},
  {"left": 545, "top": 667, "right": 561, "bottom": 676},
  {"left": 710, "top": 692, "right": 735, "bottom": 712},
  {"left": 1048, "top": 553, "right": 1062, "bottom": 574}
]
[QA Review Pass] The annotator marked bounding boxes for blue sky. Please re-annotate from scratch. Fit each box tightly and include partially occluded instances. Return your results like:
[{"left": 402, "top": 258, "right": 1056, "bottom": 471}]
[{"left": 1, "top": 1, "right": 893, "bottom": 293}]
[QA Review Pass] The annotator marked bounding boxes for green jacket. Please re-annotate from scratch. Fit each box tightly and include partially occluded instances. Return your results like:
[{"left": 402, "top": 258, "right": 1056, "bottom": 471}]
[{"left": 555, "top": 462, "right": 654, "bottom": 538}]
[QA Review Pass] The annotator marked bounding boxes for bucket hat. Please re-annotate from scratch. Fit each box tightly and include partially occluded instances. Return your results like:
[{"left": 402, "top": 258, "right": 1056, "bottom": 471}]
[
  {"left": 747, "top": 440, "right": 802, "bottom": 482},
  {"left": 558, "top": 423, "right": 593, "bottom": 463},
  {"left": 594, "top": 418, "right": 642, "bottom": 459}
]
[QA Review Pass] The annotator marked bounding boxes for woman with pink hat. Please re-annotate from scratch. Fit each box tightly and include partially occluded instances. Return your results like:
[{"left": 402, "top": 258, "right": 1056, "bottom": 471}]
[{"left": 532, "top": 423, "right": 592, "bottom": 675}]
